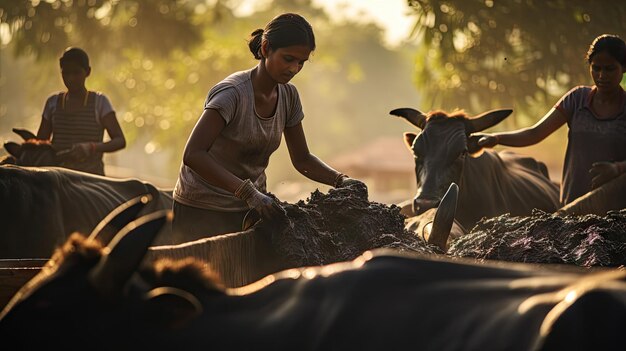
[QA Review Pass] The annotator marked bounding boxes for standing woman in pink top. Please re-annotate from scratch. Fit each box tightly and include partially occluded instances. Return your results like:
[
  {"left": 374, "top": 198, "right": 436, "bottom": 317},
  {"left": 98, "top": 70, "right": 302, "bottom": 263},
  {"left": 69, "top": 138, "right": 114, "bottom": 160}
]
[
  {"left": 477, "top": 34, "right": 626, "bottom": 206},
  {"left": 172, "top": 13, "right": 364, "bottom": 243}
]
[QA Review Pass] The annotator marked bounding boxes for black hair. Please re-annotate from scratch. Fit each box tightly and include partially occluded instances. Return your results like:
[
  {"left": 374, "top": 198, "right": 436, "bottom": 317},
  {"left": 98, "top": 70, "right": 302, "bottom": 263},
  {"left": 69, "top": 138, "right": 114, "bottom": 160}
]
[
  {"left": 59, "top": 47, "right": 90, "bottom": 70},
  {"left": 248, "top": 13, "right": 316, "bottom": 60},
  {"left": 586, "top": 34, "right": 626, "bottom": 66}
]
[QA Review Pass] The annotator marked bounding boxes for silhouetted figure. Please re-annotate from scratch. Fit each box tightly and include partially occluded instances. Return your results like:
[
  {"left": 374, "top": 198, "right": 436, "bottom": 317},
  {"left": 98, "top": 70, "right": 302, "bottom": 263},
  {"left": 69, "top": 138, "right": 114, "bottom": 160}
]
[{"left": 36, "top": 47, "right": 126, "bottom": 175}]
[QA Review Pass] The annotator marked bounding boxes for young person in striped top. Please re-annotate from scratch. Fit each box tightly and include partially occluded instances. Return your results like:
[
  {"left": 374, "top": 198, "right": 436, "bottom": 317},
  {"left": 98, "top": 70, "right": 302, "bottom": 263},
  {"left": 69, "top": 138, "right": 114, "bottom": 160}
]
[
  {"left": 172, "top": 13, "right": 365, "bottom": 242},
  {"left": 36, "top": 47, "right": 126, "bottom": 175}
]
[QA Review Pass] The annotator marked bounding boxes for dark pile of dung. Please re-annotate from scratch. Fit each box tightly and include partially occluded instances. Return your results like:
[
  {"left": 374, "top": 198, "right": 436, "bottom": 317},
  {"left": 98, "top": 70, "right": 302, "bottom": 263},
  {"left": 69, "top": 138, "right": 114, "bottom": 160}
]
[
  {"left": 273, "top": 183, "right": 439, "bottom": 267},
  {"left": 448, "top": 209, "right": 626, "bottom": 267}
]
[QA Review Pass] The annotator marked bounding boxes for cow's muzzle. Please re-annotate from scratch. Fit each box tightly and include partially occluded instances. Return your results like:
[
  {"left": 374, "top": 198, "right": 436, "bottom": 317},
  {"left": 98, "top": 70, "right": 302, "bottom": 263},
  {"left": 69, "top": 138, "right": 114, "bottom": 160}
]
[{"left": 412, "top": 197, "right": 441, "bottom": 215}]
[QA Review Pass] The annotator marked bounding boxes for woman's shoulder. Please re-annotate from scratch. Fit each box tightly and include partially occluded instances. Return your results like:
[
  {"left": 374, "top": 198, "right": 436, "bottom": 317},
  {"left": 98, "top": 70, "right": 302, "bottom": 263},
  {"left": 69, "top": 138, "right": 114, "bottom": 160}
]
[
  {"left": 281, "top": 82, "right": 301, "bottom": 98},
  {"left": 218, "top": 69, "right": 252, "bottom": 88},
  {"left": 563, "top": 85, "right": 592, "bottom": 98},
  {"left": 208, "top": 70, "right": 252, "bottom": 96}
]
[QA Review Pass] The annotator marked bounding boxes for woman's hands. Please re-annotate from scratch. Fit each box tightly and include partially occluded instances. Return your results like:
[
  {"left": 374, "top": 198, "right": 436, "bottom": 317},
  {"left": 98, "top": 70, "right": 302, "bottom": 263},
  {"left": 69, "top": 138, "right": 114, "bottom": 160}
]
[
  {"left": 334, "top": 173, "right": 367, "bottom": 189},
  {"left": 65, "top": 142, "right": 96, "bottom": 160},
  {"left": 476, "top": 134, "right": 500, "bottom": 148},
  {"left": 590, "top": 161, "right": 625, "bottom": 189},
  {"left": 235, "top": 179, "right": 286, "bottom": 220}
]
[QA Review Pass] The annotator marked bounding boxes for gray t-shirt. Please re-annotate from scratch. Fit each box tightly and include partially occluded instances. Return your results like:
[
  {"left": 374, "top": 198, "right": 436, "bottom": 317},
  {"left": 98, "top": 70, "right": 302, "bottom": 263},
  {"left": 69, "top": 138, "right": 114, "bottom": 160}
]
[
  {"left": 174, "top": 69, "right": 305, "bottom": 210},
  {"left": 555, "top": 85, "right": 626, "bottom": 205}
]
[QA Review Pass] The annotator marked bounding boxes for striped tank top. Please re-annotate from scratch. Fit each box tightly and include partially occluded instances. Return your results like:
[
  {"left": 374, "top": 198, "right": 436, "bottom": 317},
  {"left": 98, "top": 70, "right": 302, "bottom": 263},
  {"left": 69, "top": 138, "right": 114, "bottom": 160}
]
[{"left": 51, "top": 91, "right": 105, "bottom": 175}]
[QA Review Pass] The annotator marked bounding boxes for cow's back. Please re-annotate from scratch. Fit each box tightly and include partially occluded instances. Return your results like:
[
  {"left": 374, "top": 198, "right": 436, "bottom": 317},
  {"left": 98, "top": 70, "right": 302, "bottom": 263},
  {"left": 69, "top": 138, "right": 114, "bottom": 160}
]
[
  {"left": 458, "top": 150, "right": 559, "bottom": 229},
  {"left": 0, "top": 165, "right": 173, "bottom": 258}
]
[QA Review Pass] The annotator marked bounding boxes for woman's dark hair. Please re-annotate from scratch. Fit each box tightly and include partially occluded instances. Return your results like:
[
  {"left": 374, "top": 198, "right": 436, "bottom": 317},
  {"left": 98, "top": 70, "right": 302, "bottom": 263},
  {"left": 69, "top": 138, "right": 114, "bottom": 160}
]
[
  {"left": 586, "top": 34, "right": 626, "bottom": 66},
  {"left": 248, "top": 13, "right": 315, "bottom": 60},
  {"left": 59, "top": 47, "right": 90, "bottom": 70}
]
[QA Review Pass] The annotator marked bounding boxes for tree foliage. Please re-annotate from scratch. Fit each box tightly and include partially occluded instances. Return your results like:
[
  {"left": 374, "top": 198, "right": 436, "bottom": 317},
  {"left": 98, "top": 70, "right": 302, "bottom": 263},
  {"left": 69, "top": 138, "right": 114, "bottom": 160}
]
[
  {"left": 407, "top": 0, "right": 626, "bottom": 123},
  {"left": 0, "top": 0, "right": 202, "bottom": 59}
]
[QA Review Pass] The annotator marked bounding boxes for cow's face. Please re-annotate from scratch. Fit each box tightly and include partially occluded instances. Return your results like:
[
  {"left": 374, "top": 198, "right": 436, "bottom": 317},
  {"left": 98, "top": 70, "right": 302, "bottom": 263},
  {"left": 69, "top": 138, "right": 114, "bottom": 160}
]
[
  {"left": 391, "top": 108, "right": 513, "bottom": 215},
  {"left": 405, "top": 115, "right": 467, "bottom": 214},
  {"left": 4, "top": 128, "right": 59, "bottom": 167},
  {"left": 4, "top": 141, "right": 58, "bottom": 167}
]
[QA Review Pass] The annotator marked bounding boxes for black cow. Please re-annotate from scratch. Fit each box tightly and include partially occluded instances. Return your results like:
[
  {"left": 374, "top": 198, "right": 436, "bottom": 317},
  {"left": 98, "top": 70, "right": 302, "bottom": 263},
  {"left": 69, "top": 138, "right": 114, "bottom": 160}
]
[
  {"left": 2, "top": 205, "right": 626, "bottom": 350},
  {"left": 1, "top": 128, "right": 70, "bottom": 167},
  {"left": 0, "top": 164, "right": 173, "bottom": 258},
  {"left": 390, "top": 108, "right": 560, "bottom": 230}
]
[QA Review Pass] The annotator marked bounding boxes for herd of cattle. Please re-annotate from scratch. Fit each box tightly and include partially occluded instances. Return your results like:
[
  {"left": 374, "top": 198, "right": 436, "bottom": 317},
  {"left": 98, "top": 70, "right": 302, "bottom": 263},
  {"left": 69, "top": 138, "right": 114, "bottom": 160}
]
[
  {"left": 2, "top": 198, "right": 626, "bottom": 350},
  {"left": 1, "top": 107, "right": 625, "bottom": 349}
]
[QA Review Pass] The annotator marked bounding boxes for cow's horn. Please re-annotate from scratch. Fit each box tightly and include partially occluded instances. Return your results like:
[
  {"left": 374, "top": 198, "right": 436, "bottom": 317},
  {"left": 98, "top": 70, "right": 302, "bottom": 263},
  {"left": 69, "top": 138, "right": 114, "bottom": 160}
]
[
  {"left": 466, "top": 109, "right": 513, "bottom": 133},
  {"left": 390, "top": 108, "right": 427, "bottom": 129},
  {"left": 12, "top": 128, "right": 37, "bottom": 141},
  {"left": 89, "top": 210, "right": 171, "bottom": 297},
  {"left": 428, "top": 183, "right": 458, "bottom": 251},
  {"left": 88, "top": 194, "right": 153, "bottom": 245}
]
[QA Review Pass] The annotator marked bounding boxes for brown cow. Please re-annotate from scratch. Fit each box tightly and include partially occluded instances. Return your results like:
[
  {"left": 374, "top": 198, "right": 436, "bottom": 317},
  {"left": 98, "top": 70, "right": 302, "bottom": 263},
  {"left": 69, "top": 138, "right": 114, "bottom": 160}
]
[
  {"left": 390, "top": 108, "right": 560, "bottom": 230},
  {"left": 1, "top": 128, "right": 67, "bottom": 166}
]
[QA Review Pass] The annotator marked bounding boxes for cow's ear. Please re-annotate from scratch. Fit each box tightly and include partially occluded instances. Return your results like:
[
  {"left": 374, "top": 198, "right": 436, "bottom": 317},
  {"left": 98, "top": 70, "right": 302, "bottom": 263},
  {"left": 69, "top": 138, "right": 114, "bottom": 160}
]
[
  {"left": 4, "top": 142, "right": 22, "bottom": 158},
  {"left": 403, "top": 132, "right": 417, "bottom": 151},
  {"left": 142, "top": 287, "right": 203, "bottom": 330},
  {"left": 12, "top": 128, "right": 37, "bottom": 141}
]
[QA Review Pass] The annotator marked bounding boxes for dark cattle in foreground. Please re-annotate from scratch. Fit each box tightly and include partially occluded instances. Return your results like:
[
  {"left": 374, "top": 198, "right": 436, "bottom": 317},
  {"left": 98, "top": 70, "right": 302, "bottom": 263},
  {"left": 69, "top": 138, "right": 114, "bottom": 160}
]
[
  {"left": 390, "top": 108, "right": 560, "bottom": 230},
  {"left": 0, "top": 165, "right": 173, "bottom": 258},
  {"left": 2, "top": 210, "right": 626, "bottom": 350}
]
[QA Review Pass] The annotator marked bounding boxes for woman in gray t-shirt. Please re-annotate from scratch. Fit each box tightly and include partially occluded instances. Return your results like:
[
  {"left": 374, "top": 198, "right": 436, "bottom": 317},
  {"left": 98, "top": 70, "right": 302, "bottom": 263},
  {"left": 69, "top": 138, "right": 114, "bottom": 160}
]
[
  {"left": 476, "top": 34, "right": 626, "bottom": 206},
  {"left": 172, "top": 13, "right": 365, "bottom": 243}
]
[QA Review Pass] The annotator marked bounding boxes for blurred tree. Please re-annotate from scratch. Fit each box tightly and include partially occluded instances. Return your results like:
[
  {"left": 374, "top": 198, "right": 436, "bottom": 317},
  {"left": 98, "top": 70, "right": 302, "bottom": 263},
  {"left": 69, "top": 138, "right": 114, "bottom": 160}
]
[
  {"left": 0, "top": 0, "right": 202, "bottom": 59},
  {"left": 407, "top": 0, "right": 626, "bottom": 125}
]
